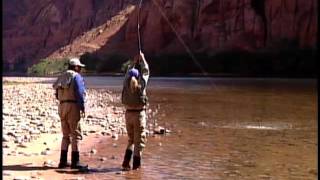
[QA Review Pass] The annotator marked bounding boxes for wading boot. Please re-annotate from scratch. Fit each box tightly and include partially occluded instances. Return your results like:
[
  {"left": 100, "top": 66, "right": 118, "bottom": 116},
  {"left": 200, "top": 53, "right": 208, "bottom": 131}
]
[
  {"left": 132, "top": 156, "right": 141, "bottom": 170},
  {"left": 122, "top": 149, "right": 133, "bottom": 171},
  {"left": 71, "top": 151, "right": 88, "bottom": 170},
  {"left": 58, "top": 150, "right": 69, "bottom": 168}
]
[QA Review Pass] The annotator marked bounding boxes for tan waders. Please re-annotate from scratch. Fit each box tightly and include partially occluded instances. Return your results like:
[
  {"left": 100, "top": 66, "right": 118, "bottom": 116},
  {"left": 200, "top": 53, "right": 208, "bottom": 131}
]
[
  {"left": 122, "top": 109, "right": 147, "bottom": 170},
  {"left": 58, "top": 102, "right": 87, "bottom": 170}
]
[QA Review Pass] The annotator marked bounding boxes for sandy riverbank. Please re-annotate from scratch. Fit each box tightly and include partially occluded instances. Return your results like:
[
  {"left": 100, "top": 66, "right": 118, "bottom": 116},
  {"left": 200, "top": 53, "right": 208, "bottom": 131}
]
[{"left": 2, "top": 79, "right": 128, "bottom": 180}]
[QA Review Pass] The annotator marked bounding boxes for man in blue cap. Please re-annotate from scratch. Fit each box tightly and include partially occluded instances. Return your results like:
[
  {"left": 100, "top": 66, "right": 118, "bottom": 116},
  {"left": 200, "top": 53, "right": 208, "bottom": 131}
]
[{"left": 121, "top": 51, "right": 150, "bottom": 170}]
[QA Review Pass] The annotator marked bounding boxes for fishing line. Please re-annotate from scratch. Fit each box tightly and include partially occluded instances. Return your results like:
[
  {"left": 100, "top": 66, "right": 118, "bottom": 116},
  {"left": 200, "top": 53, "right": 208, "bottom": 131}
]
[{"left": 149, "top": 0, "right": 218, "bottom": 89}]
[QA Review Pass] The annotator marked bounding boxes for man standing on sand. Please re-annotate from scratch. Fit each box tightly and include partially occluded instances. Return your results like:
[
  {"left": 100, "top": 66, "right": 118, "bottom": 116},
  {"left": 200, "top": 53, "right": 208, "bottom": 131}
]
[
  {"left": 53, "top": 58, "right": 88, "bottom": 170},
  {"left": 121, "top": 51, "right": 150, "bottom": 170}
]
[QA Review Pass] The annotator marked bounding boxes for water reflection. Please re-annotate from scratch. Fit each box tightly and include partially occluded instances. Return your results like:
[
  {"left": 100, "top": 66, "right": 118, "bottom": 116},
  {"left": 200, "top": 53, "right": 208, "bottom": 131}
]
[
  {"left": 142, "top": 79, "right": 317, "bottom": 179},
  {"left": 82, "top": 78, "right": 317, "bottom": 179}
]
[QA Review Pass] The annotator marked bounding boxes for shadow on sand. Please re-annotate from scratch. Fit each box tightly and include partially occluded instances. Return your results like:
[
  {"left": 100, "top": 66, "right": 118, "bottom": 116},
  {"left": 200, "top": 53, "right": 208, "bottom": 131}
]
[
  {"left": 4, "top": 164, "right": 124, "bottom": 175},
  {"left": 3, "top": 164, "right": 56, "bottom": 171},
  {"left": 55, "top": 167, "right": 123, "bottom": 174}
]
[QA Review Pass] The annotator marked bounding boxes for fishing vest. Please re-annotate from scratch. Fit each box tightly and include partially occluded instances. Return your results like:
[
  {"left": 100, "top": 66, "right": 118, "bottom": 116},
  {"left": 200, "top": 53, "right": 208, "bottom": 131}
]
[
  {"left": 121, "top": 76, "right": 148, "bottom": 107},
  {"left": 53, "top": 70, "right": 78, "bottom": 102}
]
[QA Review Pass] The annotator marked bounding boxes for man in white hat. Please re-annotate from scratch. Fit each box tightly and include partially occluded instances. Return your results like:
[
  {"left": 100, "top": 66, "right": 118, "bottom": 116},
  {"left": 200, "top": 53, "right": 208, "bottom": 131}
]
[{"left": 53, "top": 57, "right": 88, "bottom": 170}]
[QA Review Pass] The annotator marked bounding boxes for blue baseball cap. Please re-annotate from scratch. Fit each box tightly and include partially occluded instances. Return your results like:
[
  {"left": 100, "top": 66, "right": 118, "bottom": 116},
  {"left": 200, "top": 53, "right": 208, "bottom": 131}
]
[{"left": 128, "top": 68, "right": 139, "bottom": 78}]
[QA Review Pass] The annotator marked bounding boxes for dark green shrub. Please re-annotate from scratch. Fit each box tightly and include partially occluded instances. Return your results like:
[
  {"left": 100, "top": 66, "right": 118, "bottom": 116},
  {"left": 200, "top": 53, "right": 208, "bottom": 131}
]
[
  {"left": 97, "top": 53, "right": 129, "bottom": 73},
  {"left": 80, "top": 52, "right": 100, "bottom": 72},
  {"left": 27, "top": 58, "right": 68, "bottom": 76}
]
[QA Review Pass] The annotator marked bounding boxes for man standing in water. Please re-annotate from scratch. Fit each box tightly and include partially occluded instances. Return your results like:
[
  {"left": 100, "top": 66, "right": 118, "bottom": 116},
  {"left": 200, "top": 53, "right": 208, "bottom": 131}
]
[
  {"left": 53, "top": 58, "right": 88, "bottom": 170},
  {"left": 121, "top": 51, "right": 150, "bottom": 170}
]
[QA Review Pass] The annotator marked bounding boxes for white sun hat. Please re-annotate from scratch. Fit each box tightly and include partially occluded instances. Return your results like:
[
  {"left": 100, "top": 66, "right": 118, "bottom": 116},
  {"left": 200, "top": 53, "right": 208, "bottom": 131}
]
[{"left": 69, "top": 58, "right": 85, "bottom": 67}]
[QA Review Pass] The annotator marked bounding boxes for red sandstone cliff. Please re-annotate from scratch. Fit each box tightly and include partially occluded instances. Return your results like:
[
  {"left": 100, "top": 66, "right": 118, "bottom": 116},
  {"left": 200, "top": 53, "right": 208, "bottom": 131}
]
[{"left": 3, "top": 0, "right": 317, "bottom": 71}]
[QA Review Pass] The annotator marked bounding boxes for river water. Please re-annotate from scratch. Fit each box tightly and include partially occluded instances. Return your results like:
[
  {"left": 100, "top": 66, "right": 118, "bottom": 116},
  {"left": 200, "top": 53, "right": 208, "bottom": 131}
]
[{"left": 22, "top": 77, "right": 317, "bottom": 179}]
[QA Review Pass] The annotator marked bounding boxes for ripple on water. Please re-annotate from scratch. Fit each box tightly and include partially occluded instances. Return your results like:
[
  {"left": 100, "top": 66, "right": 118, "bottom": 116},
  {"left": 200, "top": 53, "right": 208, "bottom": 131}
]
[{"left": 215, "top": 122, "right": 295, "bottom": 131}]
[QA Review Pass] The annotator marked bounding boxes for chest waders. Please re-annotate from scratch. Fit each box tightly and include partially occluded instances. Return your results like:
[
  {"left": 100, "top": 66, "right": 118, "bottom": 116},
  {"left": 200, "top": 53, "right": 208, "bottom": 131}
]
[{"left": 54, "top": 71, "right": 88, "bottom": 170}]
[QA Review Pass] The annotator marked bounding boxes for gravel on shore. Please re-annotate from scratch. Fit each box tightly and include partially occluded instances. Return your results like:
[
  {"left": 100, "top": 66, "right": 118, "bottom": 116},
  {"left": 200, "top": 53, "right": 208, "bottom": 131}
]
[{"left": 3, "top": 81, "right": 127, "bottom": 156}]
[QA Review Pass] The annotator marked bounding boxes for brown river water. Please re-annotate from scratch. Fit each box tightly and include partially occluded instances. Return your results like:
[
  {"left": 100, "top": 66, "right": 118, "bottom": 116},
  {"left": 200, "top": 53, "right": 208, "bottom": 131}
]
[{"left": 47, "top": 77, "right": 319, "bottom": 179}]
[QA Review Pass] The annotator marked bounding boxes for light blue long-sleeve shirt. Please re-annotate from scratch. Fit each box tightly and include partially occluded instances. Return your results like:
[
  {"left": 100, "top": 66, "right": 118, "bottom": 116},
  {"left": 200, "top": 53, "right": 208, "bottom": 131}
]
[{"left": 73, "top": 74, "right": 86, "bottom": 111}]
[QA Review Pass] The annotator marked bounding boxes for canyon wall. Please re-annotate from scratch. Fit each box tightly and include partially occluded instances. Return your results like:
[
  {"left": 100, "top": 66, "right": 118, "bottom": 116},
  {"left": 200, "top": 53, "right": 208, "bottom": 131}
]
[{"left": 3, "top": 0, "right": 317, "bottom": 71}]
